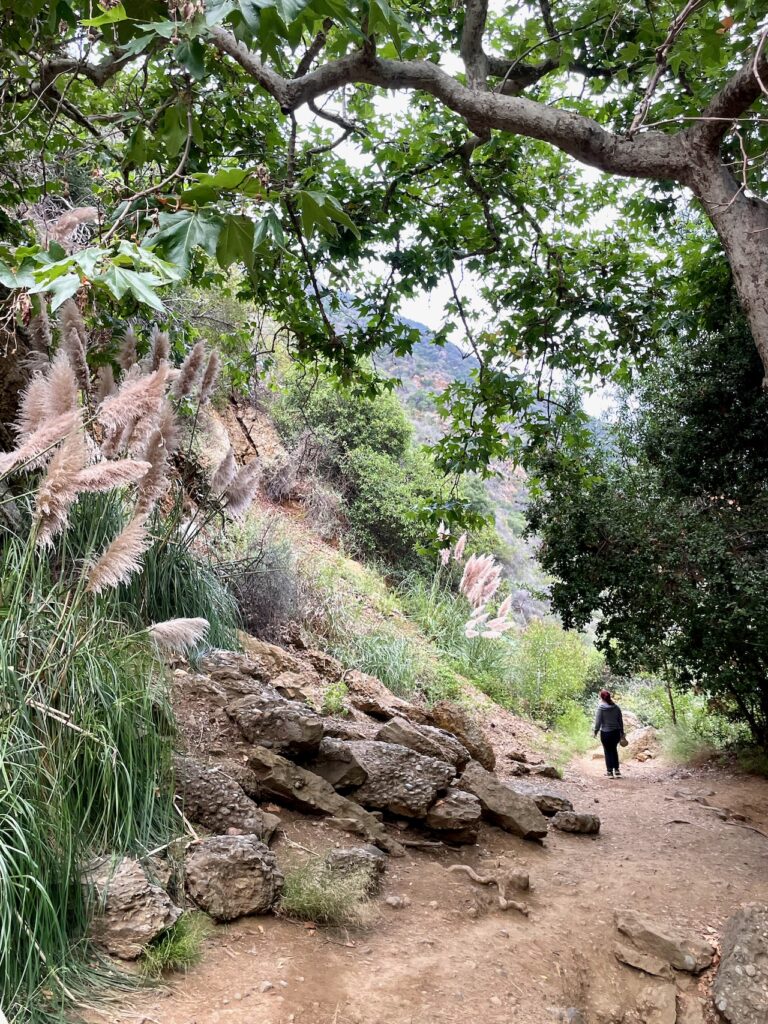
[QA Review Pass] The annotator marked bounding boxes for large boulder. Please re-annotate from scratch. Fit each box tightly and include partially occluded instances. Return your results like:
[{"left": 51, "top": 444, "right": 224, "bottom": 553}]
[
  {"left": 308, "top": 736, "right": 368, "bottom": 790},
  {"left": 614, "top": 909, "right": 715, "bottom": 973},
  {"left": 247, "top": 745, "right": 404, "bottom": 855},
  {"left": 324, "top": 845, "right": 387, "bottom": 894},
  {"left": 185, "top": 835, "right": 283, "bottom": 922},
  {"left": 531, "top": 791, "right": 574, "bottom": 817},
  {"left": 344, "top": 740, "right": 455, "bottom": 818},
  {"left": 551, "top": 811, "right": 600, "bottom": 835},
  {"left": 456, "top": 761, "right": 548, "bottom": 840},
  {"left": 429, "top": 702, "right": 496, "bottom": 771},
  {"left": 174, "top": 755, "right": 280, "bottom": 842},
  {"left": 376, "top": 717, "right": 470, "bottom": 770},
  {"left": 712, "top": 903, "right": 768, "bottom": 1023},
  {"left": 227, "top": 692, "right": 324, "bottom": 757},
  {"left": 85, "top": 857, "right": 181, "bottom": 959},
  {"left": 425, "top": 788, "right": 482, "bottom": 844},
  {"left": 344, "top": 670, "right": 428, "bottom": 723}
]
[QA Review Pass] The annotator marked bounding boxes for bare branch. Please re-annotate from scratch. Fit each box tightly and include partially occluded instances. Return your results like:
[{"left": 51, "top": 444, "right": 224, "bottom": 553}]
[{"left": 295, "top": 19, "right": 334, "bottom": 78}]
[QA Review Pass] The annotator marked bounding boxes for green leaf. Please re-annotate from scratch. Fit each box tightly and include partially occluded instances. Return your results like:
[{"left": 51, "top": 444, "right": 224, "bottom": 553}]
[
  {"left": 81, "top": 2, "right": 127, "bottom": 27},
  {"left": 101, "top": 266, "right": 166, "bottom": 310},
  {"left": 174, "top": 38, "right": 207, "bottom": 80},
  {"left": 296, "top": 190, "right": 359, "bottom": 239},
  {"left": 31, "top": 273, "right": 82, "bottom": 311},
  {"left": 146, "top": 209, "right": 224, "bottom": 270},
  {"left": 216, "top": 214, "right": 255, "bottom": 269},
  {"left": 253, "top": 207, "right": 286, "bottom": 251}
]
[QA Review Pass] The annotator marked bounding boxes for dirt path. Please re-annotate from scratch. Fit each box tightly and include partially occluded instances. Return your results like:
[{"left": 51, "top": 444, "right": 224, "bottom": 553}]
[{"left": 87, "top": 754, "right": 768, "bottom": 1024}]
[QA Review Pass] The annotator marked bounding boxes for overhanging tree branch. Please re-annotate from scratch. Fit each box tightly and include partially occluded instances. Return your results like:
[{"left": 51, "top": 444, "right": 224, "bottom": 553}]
[{"left": 208, "top": 28, "right": 688, "bottom": 181}]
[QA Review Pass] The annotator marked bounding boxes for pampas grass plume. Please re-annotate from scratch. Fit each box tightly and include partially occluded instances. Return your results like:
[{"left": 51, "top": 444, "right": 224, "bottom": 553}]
[
  {"left": 87, "top": 515, "right": 151, "bottom": 593},
  {"left": 95, "top": 365, "right": 117, "bottom": 404},
  {"left": 47, "top": 350, "right": 79, "bottom": 418},
  {"left": 73, "top": 458, "right": 152, "bottom": 494},
  {"left": 211, "top": 448, "right": 236, "bottom": 492},
  {"left": 97, "top": 365, "right": 168, "bottom": 432},
  {"left": 149, "top": 327, "right": 170, "bottom": 370},
  {"left": 225, "top": 460, "right": 260, "bottom": 519},
  {"left": 58, "top": 300, "right": 90, "bottom": 392},
  {"left": 35, "top": 424, "right": 88, "bottom": 546},
  {"left": 118, "top": 327, "right": 138, "bottom": 371},
  {"left": 0, "top": 410, "right": 78, "bottom": 478},
  {"left": 171, "top": 341, "right": 205, "bottom": 401},
  {"left": 148, "top": 617, "right": 209, "bottom": 654},
  {"left": 16, "top": 375, "right": 50, "bottom": 436},
  {"left": 199, "top": 350, "right": 220, "bottom": 404}
]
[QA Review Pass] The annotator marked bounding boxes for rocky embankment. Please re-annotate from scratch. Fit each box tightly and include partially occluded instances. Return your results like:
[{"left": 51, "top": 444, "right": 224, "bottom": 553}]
[{"left": 86, "top": 636, "right": 768, "bottom": 1024}]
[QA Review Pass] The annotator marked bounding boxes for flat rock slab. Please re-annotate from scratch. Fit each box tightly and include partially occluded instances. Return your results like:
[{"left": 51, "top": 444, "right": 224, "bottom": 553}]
[
  {"left": 551, "top": 811, "right": 600, "bottom": 835},
  {"left": 346, "top": 740, "right": 456, "bottom": 818},
  {"left": 376, "top": 717, "right": 470, "bottom": 770},
  {"left": 248, "top": 745, "right": 404, "bottom": 855},
  {"left": 344, "top": 670, "right": 427, "bottom": 723},
  {"left": 228, "top": 692, "right": 324, "bottom": 757},
  {"left": 425, "top": 788, "right": 482, "bottom": 844},
  {"left": 85, "top": 857, "right": 181, "bottom": 960},
  {"left": 614, "top": 942, "right": 674, "bottom": 981},
  {"left": 174, "top": 755, "right": 280, "bottom": 842},
  {"left": 457, "top": 761, "right": 548, "bottom": 840},
  {"left": 429, "top": 701, "right": 496, "bottom": 771},
  {"left": 185, "top": 835, "right": 284, "bottom": 922},
  {"left": 615, "top": 909, "right": 715, "bottom": 973},
  {"left": 713, "top": 902, "right": 768, "bottom": 1023}
]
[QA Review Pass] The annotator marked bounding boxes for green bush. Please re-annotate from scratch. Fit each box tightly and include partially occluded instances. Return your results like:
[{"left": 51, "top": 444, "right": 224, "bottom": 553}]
[
  {"left": 279, "top": 861, "right": 375, "bottom": 927},
  {"left": 513, "top": 621, "right": 601, "bottom": 725},
  {"left": 547, "top": 705, "right": 596, "bottom": 765}
]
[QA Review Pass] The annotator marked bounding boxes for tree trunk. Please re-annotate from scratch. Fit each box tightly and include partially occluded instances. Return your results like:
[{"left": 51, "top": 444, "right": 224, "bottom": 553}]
[{"left": 687, "top": 156, "right": 768, "bottom": 386}]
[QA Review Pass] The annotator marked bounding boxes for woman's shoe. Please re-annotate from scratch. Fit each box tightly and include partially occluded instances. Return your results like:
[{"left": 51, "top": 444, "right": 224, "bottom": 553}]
[
  {"left": 605, "top": 772, "right": 614, "bottom": 778},
  {"left": 613, "top": 770, "right": 622, "bottom": 778}
]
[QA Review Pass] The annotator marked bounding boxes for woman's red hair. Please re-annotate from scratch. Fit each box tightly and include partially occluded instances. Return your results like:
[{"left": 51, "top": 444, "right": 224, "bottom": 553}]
[{"left": 599, "top": 689, "right": 614, "bottom": 704}]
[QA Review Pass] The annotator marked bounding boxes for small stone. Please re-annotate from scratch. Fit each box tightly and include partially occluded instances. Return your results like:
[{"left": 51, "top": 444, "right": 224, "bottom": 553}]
[
  {"left": 744, "top": 964, "right": 756, "bottom": 977},
  {"left": 259, "top": 981, "right": 274, "bottom": 993},
  {"left": 279, "top": 980, "right": 288, "bottom": 988},
  {"left": 385, "top": 895, "right": 411, "bottom": 909},
  {"left": 499, "top": 929, "right": 510, "bottom": 938},
  {"left": 490, "top": 996, "right": 502, "bottom": 1007}
]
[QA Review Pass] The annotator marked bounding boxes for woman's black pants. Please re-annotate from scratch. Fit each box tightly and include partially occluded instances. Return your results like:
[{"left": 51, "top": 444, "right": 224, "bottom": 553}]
[{"left": 600, "top": 729, "right": 622, "bottom": 773}]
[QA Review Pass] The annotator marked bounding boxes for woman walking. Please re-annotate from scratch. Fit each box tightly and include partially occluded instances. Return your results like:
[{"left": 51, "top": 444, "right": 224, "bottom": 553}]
[{"left": 594, "top": 689, "right": 625, "bottom": 778}]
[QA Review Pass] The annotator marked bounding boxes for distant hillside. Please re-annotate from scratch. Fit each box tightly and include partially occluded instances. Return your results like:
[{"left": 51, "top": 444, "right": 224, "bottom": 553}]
[{"left": 371, "top": 314, "right": 549, "bottom": 609}]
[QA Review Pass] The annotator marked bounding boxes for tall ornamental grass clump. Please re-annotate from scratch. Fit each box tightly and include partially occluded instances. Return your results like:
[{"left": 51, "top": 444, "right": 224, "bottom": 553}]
[{"left": 0, "top": 303, "right": 255, "bottom": 1022}]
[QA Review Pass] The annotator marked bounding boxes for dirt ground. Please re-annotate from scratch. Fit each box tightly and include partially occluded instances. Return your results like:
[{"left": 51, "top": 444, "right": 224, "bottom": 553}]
[{"left": 83, "top": 746, "right": 768, "bottom": 1024}]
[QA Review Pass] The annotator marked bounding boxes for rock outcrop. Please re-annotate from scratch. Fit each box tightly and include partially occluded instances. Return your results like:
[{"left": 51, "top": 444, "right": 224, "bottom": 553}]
[
  {"left": 247, "top": 745, "right": 404, "bottom": 855},
  {"left": 344, "top": 670, "right": 428, "bottom": 723},
  {"left": 228, "top": 692, "right": 324, "bottom": 757},
  {"left": 344, "top": 740, "right": 456, "bottom": 818},
  {"left": 425, "top": 788, "right": 482, "bottom": 844},
  {"left": 308, "top": 736, "right": 369, "bottom": 790},
  {"left": 185, "top": 835, "right": 284, "bottom": 921},
  {"left": 174, "top": 755, "right": 280, "bottom": 841},
  {"left": 376, "top": 717, "right": 470, "bottom": 770},
  {"left": 712, "top": 903, "right": 768, "bottom": 1023},
  {"left": 86, "top": 857, "right": 181, "bottom": 959},
  {"left": 429, "top": 701, "right": 496, "bottom": 771},
  {"left": 614, "top": 909, "right": 715, "bottom": 973},
  {"left": 457, "top": 761, "right": 548, "bottom": 840}
]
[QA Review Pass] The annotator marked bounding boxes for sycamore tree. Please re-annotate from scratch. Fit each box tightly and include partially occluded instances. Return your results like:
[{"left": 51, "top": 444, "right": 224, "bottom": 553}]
[{"left": 1, "top": 0, "right": 768, "bottom": 492}]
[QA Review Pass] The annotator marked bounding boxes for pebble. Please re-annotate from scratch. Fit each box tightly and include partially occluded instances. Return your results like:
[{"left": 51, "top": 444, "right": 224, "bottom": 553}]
[
  {"left": 745, "top": 964, "right": 757, "bottom": 977},
  {"left": 260, "top": 981, "right": 274, "bottom": 993},
  {"left": 490, "top": 996, "right": 502, "bottom": 1007},
  {"left": 385, "top": 895, "right": 411, "bottom": 908},
  {"left": 499, "top": 929, "right": 510, "bottom": 938},
  {"left": 279, "top": 980, "right": 288, "bottom": 988}
]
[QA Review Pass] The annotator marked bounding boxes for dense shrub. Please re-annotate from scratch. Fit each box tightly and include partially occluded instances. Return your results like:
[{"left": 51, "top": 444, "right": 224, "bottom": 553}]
[{"left": 514, "top": 621, "right": 601, "bottom": 724}]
